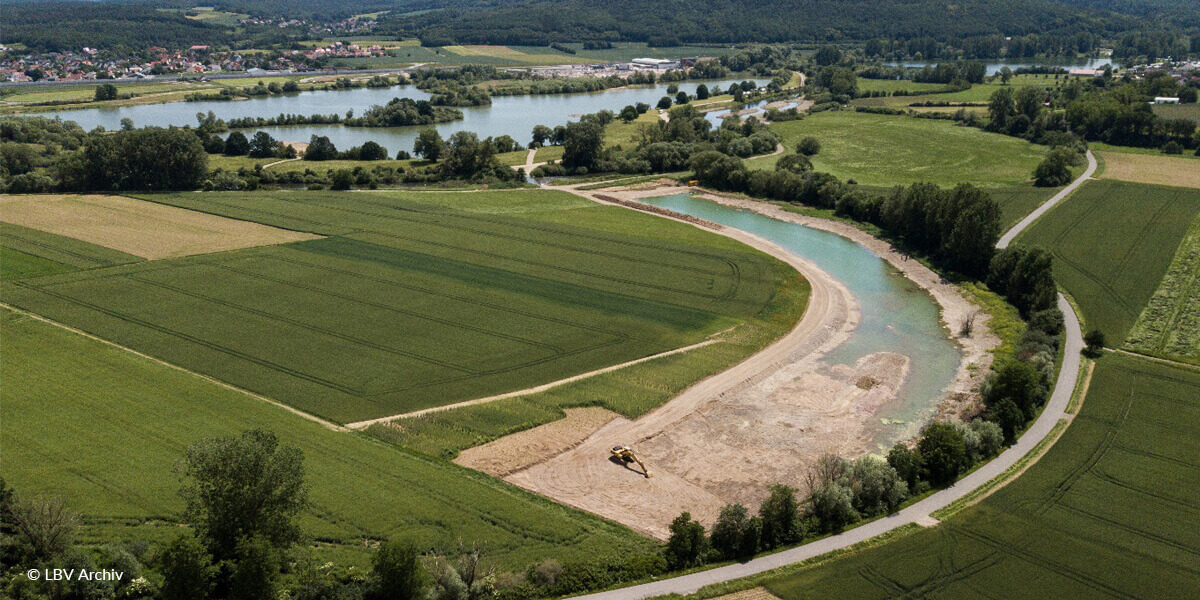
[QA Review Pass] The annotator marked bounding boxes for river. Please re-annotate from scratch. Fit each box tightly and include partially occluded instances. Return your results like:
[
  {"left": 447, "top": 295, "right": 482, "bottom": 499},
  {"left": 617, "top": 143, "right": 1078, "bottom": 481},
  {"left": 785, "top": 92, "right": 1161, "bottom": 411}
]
[
  {"left": 640, "top": 193, "right": 962, "bottom": 451},
  {"left": 49, "top": 78, "right": 770, "bottom": 153}
]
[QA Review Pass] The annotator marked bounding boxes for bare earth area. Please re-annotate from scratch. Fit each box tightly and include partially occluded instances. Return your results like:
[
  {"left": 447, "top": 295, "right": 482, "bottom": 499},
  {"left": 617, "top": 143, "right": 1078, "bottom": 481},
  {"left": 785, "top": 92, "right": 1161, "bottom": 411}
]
[
  {"left": 467, "top": 183, "right": 998, "bottom": 539},
  {"left": 0, "top": 194, "right": 320, "bottom": 259},
  {"left": 1098, "top": 151, "right": 1200, "bottom": 189},
  {"left": 456, "top": 407, "right": 623, "bottom": 477}
]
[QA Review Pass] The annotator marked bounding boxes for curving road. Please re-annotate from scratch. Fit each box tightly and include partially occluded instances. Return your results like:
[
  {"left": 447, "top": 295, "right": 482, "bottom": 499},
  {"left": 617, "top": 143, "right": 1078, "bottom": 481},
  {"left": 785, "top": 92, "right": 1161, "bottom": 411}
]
[
  {"left": 571, "top": 153, "right": 1094, "bottom": 600},
  {"left": 998, "top": 149, "right": 1096, "bottom": 249}
]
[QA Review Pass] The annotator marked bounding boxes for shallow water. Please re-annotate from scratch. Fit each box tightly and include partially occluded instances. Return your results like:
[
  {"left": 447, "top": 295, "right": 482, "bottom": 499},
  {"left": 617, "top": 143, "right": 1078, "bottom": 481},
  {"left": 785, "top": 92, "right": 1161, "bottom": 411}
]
[
  {"left": 640, "top": 193, "right": 962, "bottom": 451},
  {"left": 49, "top": 78, "right": 769, "bottom": 153}
]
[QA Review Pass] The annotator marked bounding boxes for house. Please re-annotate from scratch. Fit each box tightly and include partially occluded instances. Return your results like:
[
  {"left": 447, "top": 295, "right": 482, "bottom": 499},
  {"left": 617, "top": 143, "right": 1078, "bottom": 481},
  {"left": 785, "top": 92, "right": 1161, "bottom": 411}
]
[{"left": 1154, "top": 97, "right": 1181, "bottom": 104}]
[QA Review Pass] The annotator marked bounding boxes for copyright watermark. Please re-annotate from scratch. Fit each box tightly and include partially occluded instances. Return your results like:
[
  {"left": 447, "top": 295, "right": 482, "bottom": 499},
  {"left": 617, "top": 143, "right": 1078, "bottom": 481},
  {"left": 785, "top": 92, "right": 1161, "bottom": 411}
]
[{"left": 26, "top": 568, "right": 125, "bottom": 582}]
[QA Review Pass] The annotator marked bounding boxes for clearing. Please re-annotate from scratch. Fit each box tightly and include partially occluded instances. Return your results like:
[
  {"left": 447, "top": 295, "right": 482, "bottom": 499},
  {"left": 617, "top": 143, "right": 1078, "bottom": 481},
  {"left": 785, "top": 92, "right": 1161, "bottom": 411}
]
[
  {"left": 1018, "top": 180, "right": 1200, "bottom": 342},
  {"left": 760, "top": 352, "right": 1200, "bottom": 600},
  {"left": 0, "top": 189, "right": 790, "bottom": 424},
  {"left": 1097, "top": 150, "right": 1200, "bottom": 189},
  {"left": 747, "top": 111, "right": 1046, "bottom": 188},
  {"left": 0, "top": 194, "right": 319, "bottom": 259}
]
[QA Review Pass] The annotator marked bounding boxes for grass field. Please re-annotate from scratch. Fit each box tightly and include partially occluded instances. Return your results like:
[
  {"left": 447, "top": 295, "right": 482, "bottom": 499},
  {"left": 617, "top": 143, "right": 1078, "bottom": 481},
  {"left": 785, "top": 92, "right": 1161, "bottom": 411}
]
[
  {"left": 0, "top": 222, "right": 142, "bottom": 281},
  {"left": 1097, "top": 150, "right": 1200, "bottom": 189},
  {"left": 853, "top": 75, "right": 1088, "bottom": 109},
  {"left": 0, "top": 309, "right": 655, "bottom": 568},
  {"left": 0, "top": 189, "right": 789, "bottom": 424},
  {"left": 1018, "top": 180, "right": 1200, "bottom": 343},
  {"left": 854, "top": 79, "right": 950, "bottom": 95},
  {"left": 747, "top": 111, "right": 1046, "bottom": 188},
  {"left": 989, "top": 185, "right": 1061, "bottom": 228},
  {"left": 1152, "top": 102, "right": 1200, "bottom": 123},
  {"left": 760, "top": 352, "right": 1200, "bottom": 600},
  {"left": 1124, "top": 214, "right": 1200, "bottom": 364}
]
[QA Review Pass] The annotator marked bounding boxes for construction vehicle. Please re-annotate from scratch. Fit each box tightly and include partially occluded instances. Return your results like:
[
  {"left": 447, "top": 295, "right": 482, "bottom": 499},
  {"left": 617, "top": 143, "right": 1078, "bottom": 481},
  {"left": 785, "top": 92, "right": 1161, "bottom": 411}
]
[{"left": 610, "top": 445, "right": 651, "bottom": 478}]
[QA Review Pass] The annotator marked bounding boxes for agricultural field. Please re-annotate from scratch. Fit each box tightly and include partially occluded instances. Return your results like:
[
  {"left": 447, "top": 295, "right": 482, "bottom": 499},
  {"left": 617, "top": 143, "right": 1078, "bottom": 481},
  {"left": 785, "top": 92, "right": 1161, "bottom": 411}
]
[
  {"left": 760, "top": 352, "right": 1200, "bottom": 600},
  {"left": 988, "top": 185, "right": 1060, "bottom": 228},
  {"left": 1152, "top": 102, "right": 1200, "bottom": 123},
  {"left": 1018, "top": 180, "right": 1200, "bottom": 343},
  {"left": 1124, "top": 214, "right": 1200, "bottom": 364},
  {"left": 853, "top": 74, "right": 1088, "bottom": 109},
  {"left": 1097, "top": 150, "right": 1200, "bottom": 189},
  {"left": 854, "top": 79, "right": 949, "bottom": 95},
  {"left": 0, "top": 222, "right": 142, "bottom": 281},
  {"left": 0, "top": 309, "right": 655, "bottom": 568},
  {"left": 747, "top": 110, "right": 1047, "bottom": 188},
  {"left": 0, "top": 189, "right": 789, "bottom": 424}
]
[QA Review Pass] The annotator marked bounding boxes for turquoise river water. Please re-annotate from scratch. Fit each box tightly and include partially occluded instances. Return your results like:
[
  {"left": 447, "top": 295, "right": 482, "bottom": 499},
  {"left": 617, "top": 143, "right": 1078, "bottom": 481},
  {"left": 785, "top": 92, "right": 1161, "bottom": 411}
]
[{"left": 641, "top": 193, "right": 962, "bottom": 450}]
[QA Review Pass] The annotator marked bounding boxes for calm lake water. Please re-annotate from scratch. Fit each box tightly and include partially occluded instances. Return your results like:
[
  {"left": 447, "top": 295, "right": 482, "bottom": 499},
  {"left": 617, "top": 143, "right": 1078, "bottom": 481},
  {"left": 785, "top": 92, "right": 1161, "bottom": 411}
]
[
  {"left": 884, "top": 57, "right": 1120, "bottom": 75},
  {"left": 641, "top": 193, "right": 962, "bottom": 451},
  {"left": 50, "top": 78, "right": 769, "bottom": 154}
]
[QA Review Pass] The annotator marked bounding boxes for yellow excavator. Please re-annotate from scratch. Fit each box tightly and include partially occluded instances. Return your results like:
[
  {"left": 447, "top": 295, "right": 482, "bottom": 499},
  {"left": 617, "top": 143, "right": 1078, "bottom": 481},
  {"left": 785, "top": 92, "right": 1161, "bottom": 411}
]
[{"left": 610, "top": 445, "right": 651, "bottom": 478}]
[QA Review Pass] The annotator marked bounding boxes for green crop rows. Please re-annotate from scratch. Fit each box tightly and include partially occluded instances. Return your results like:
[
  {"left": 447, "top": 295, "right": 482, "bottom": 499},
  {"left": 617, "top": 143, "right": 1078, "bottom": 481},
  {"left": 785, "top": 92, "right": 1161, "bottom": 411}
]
[
  {"left": 0, "top": 222, "right": 142, "bottom": 281},
  {"left": 1019, "top": 180, "right": 1200, "bottom": 342},
  {"left": 0, "top": 190, "right": 786, "bottom": 424},
  {"left": 761, "top": 352, "right": 1200, "bottom": 600},
  {"left": 1125, "top": 214, "right": 1200, "bottom": 364},
  {"left": 0, "top": 310, "right": 656, "bottom": 568}
]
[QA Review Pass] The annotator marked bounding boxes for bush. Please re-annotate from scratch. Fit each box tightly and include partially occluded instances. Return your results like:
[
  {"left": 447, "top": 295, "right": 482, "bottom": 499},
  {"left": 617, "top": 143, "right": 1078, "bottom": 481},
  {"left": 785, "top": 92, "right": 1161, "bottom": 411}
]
[
  {"left": 367, "top": 540, "right": 427, "bottom": 600},
  {"left": 1084, "top": 328, "right": 1106, "bottom": 358},
  {"left": 710, "top": 504, "right": 752, "bottom": 559},
  {"left": 797, "top": 136, "right": 821, "bottom": 156},
  {"left": 158, "top": 534, "right": 215, "bottom": 600},
  {"left": 758, "top": 484, "right": 801, "bottom": 549},
  {"left": 1162, "top": 141, "right": 1183, "bottom": 155},
  {"left": 664, "top": 512, "right": 707, "bottom": 569},
  {"left": 918, "top": 422, "right": 968, "bottom": 487}
]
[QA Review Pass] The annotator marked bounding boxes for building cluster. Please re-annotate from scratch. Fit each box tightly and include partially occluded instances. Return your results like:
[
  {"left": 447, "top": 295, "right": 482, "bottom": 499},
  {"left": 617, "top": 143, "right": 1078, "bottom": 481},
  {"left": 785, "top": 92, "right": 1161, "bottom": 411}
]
[
  {"left": 0, "top": 40, "right": 390, "bottom": 82},
  {"left": 528, "top": 57, "right": 705, "bottom": 79}
]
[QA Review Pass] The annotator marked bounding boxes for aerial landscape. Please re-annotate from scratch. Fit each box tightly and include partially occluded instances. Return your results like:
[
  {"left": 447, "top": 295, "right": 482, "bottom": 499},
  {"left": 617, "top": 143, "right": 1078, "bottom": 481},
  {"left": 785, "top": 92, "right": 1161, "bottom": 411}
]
[{"left": 0, "top": 0, "right": 1197, "bottom": 598}]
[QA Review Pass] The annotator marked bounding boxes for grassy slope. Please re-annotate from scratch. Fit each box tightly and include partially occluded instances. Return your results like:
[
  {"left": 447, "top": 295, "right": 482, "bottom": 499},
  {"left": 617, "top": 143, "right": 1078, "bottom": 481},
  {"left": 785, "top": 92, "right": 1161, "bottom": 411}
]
[
  {"left": 1019, "top": 180, "right": 1200, "bottom": 343},
  {"left": 747, "top": 111, "right": 1046, "bottom": 188},
  {"left": 0, "top": 310, "right": 655, "bottom": 569},
  {"left": 762, "top": 352, "right": 1200, "bottom": 600},
  {"left": 0, "top": 189, "right": 787, "bottom": 424}
]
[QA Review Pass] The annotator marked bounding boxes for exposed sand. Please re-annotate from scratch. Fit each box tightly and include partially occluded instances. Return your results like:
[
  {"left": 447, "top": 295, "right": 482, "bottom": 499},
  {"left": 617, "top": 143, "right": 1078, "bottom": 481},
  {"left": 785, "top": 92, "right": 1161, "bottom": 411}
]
[
  {"left": 455, "top": 407, "right": 623, "bottom": 477},
  {"left": 474, "top": 183, "right": 998, "bottom": 539},
  {"left": 0, "top": 194, "right": 320, "bottom": 259},
  {"left": 1098, "top": 151, "right": 1200, "bottom": 189}
]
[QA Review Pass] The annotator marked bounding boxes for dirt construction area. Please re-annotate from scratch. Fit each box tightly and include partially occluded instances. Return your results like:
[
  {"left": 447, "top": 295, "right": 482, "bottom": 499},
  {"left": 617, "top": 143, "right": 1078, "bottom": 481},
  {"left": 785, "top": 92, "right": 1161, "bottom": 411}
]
[
  {"left": 0, "top": 194, "right": 320, "bottom": 259},
  {"left": 455, "top": 183, "right": 997, "bottom": 540}
]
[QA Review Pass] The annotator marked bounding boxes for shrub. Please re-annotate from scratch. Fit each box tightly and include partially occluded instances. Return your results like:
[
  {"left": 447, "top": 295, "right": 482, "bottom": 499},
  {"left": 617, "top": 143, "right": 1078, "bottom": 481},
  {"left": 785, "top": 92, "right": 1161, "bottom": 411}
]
[
  {"left": 797, "top": 136, "right": 821, "bottom": 156},
  {"left": 918, "top": 422, "right": 968, "bottom": 487},
  {"left": 664, "top": 512, "right": 707, "bottom": 569}
]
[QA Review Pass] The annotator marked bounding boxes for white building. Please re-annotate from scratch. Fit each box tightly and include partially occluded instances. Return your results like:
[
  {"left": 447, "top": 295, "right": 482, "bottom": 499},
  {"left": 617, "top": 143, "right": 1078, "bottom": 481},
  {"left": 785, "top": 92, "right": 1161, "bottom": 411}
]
[
  {"left": 1154, "top": 97, "right": 1181, "bottom": 104},
  {"left": 631, "top": 58, "right": 680, "bottom": 69}
]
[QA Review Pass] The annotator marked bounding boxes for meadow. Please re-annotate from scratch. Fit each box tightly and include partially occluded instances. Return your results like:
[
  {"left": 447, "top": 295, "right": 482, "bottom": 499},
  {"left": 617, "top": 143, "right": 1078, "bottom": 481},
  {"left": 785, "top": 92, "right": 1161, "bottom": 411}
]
[
  {"left": 852, "top": 74, "right": 1089, "bottom": 108},
  {"left": 1018, "top": 180, "right": 1200, "bottom": 343},
  {"left": 0, "top": 189, "right": 788, "bottom": 424},
  {"left": 0, "top": 309, "right": 656, "bottom": 568},
  {"left": 0, "top": 222, "right": 142, "bottom": 281},
  {"left": 747, "top": 110, "right": 1047, "bottom": 188},
  {"left": 1097, "top": 150, "right": 1200, "bottom": 189},
  {"left": 760, "top": 352, "right": 1200, "bottom": 600},
  {"left": 1124, "top": 214, "right": 1200, "bottom": 364}
]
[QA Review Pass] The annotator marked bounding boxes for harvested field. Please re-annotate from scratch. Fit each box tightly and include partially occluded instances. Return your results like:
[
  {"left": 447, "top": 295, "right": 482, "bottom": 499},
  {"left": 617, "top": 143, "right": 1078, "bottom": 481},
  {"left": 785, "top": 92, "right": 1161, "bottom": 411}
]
[
  {"left": 1098, "top": 151, "right": 1200, "bottom": 189},
  {"left": 455, "top": 407, "right": 623, "bottom": 476},
  {"left": 0, "top": 194, "right": 319, "bottom": 259}
]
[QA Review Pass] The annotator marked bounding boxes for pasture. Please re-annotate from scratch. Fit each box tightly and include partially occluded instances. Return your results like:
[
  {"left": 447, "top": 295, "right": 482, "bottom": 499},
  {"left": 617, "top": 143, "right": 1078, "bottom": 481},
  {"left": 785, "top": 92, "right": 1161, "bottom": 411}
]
[
  {"left": 1097, "top": 150, "right": 1200, "bottom": 189},
  {"left": 1018, "top": 180, "right": 1200, "bottom": 343},
  {"left": 748, "top": 111, "right": 1046, "bottom": 188},
  {"left": 0, "top": 310, "right": 655, "bottom": 568},
  {"left": 1125, "top": 215, "right": 1200, "bottom": 364},
  {"left": 0, "top": 189, "right": 788, "bottom": 424},
  {"left": 760, "top": 352, "right": 1200, "bottom": 600}
]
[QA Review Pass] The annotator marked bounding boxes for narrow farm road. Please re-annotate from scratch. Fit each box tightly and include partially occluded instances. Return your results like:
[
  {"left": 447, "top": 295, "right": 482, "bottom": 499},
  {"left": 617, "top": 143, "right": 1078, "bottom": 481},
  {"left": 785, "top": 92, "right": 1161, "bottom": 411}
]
[
  {"left": 573, "top": 294, "right": 1083, "bottom": 600},
  {"left": 997, "top": 149, "right": 1096, "bottom": 249}
]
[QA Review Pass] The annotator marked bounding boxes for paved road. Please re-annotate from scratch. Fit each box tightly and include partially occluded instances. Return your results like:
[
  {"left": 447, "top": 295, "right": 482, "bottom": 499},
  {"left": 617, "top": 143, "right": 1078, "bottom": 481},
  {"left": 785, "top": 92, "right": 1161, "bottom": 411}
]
[
  {"left": 998, "top": 149, "right": 1097, "bottom": 249},
  {"left": 573, "top": 169, "right": 1092, "bottom": 600}
]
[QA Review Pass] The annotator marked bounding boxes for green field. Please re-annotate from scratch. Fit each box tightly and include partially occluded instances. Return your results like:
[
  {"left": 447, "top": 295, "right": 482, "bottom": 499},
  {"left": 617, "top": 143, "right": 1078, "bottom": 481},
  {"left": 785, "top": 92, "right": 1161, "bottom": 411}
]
[
  {"left": 1152, "top": 102, "right": 1200, "bottom": 123},
  {"left": 0, "top": 309, "right": 655, "bottom": 568},
  {"left": 0, "top": 222, "right": 142, "bottom": 281},
  {"left": 1124, "top": 214, "right": 1200, "bottom": 364},
  {"left": 747, "top": 111, "right": 1047, "bottom": 188},
  {"left": 0, "top": 190, "right": 788, "bottom": 424},
  {"left": 1019, "top": 180, "right": 1200, "bottom": 343},
  {"left": 760, "top": 352, "right": 1200, "bottom": 600},
  {"left": 853, "top": 75, "right": 1089, "bottom": 109}
]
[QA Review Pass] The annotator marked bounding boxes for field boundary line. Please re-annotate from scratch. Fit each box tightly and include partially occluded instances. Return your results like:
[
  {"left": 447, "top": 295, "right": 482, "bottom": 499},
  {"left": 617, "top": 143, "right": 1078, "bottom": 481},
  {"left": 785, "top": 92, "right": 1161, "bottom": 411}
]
[
  {"left": 1106, "top": 348, "right": 1200, "bottom": 372},
  {"left": 0, "top": 302, "right": 349, "bottom": 432},
  {"left": 345, "top": 334, "right": 728, "bottom": 429},
  {"left": 997, "top": 149, "right": 1097, "bottom": 249}
]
